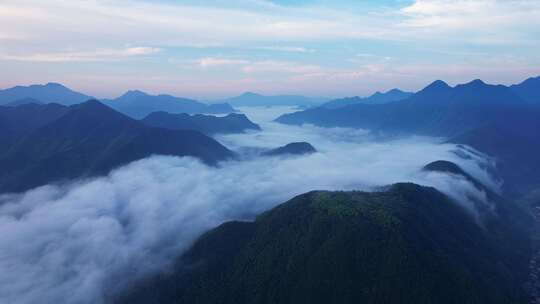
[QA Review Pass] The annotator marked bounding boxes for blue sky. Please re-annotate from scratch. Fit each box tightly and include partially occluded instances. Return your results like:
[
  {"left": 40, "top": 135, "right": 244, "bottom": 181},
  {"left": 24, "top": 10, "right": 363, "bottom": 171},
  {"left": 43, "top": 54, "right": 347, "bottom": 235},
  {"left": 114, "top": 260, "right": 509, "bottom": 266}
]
[{"left": 0, "top": 0, "right": 539, "bottom": 99}]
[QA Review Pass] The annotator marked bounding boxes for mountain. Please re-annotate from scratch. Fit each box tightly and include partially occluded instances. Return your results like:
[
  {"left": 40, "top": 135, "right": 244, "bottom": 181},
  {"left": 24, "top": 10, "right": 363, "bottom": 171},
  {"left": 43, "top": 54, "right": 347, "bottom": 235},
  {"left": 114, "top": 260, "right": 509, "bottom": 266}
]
[
  {"left": 217, "top": 92, "right": 328, "bottom": 108},
  {"left": 118, "top": 183, "right": 531, "bottom": 304},
  {"left": 276, "top": 77, "right": 540, "bottom": 197},
  {"left": 511, "top": 76, "right": 540, "bottom": 104},
  {"left": 103, "top": 90, "right": 235, "bottom": 119},
  {"left": 5, "top": 98, "right": 44, "bottom": 107},
  {"left": 0, "top": 100, "right": 234, "bottom": 193},
  {"left": 0, "top": 83, "right": 93, "bottom": 105},
  {"left": 423, "top": 160, "right": 484, "bottom": 189},
  {"left": 322, "top": 89, "right": 413, "bottom": 109},
  {"left": 451, "top": 109, "right": 540, "bottom": 197},
  {"left": 0, "top": 102, "right": 69, "bottom": 148},
  {"left": 141, "top": 112, "right": 261, "bottom": 135},
  {"left": 262, "top": 142, "right": 317, "bottom": 156},
  {"left": 276, "top": 79, "right": 527, "bottom": 137},
  {"left": 423, "top": 160, "right": 505, "bottom": 209},
  {"left": 422, "top": 159, "right": 532, "bottom": 247}
]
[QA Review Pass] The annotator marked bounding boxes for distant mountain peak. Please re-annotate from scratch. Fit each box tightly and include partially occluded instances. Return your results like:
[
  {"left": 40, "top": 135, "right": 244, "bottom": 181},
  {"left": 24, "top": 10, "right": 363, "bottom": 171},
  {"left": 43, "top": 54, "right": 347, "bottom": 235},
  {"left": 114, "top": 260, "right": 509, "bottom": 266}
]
[
  {"left": 387, "top": 88, "right": 405, "bottom": 94},
  {"left": 514, "top": 75, "right": 540, "bottom": 87},
  {"left": 120, "top": 90, "right": 149, "bottom": 99},
  {"left": 426, "top": 80, "right": 450, "bottom": 89},
  {"left": 0, "top": 82, "right": 93, "bottom": 106},
  {"left": 239, "top": 92, "right": 262, "bottom": 97},
  {"left": 455, "top": 79, "right": 504, "bottom": 92},
  {"left": 463, "top": 79, "right": 487, "bottom": 87},
  {"left": 510, "top": 75, "right": 540, "bottom": 103},
  {"left": 370, "top": 89, "right": 407, "bottom": 99},
  {"left": 44, "top": 82, "right": 67, "bottom": 88},
  {"left": 417, "top": 80, "right": 452, "bottom": 95}
]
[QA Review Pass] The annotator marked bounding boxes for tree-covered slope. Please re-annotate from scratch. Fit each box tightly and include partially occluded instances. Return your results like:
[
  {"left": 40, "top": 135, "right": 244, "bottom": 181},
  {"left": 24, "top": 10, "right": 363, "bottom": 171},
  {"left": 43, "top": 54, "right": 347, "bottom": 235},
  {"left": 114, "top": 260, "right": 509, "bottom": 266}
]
[{"left": 119, "top": 183, "right": 531, "bottom": 304}]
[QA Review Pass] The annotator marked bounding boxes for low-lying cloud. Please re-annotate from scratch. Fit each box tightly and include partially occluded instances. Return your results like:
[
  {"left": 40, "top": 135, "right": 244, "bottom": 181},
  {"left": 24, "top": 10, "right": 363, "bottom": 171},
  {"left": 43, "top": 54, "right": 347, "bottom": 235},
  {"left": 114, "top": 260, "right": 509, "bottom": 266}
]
[{"left": 0, "top": 107, "right": 497, "bottom": 304}]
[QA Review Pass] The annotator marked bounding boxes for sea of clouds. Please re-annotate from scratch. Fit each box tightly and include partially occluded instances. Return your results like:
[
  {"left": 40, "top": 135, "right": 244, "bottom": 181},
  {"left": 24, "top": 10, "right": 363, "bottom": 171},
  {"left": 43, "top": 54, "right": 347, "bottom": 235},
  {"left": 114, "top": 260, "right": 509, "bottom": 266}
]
[{"left": 0, "top": 107, "right": 497, "bottom": 303}]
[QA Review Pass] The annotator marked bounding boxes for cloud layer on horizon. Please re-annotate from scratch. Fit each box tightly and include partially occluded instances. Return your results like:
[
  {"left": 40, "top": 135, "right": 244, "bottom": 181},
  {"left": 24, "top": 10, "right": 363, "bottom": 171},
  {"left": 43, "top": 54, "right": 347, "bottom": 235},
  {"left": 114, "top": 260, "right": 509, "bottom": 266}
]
[{"left": 0, "top": 0, "right": 539, "bottom": 98}]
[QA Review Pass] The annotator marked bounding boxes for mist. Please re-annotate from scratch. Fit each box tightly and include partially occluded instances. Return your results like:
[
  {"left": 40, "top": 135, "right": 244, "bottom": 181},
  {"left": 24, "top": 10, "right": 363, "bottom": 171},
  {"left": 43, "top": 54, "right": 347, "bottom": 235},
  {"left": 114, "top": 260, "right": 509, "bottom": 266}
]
[{"left": 0, "top": 107, "right": 497, "bottom": 304}]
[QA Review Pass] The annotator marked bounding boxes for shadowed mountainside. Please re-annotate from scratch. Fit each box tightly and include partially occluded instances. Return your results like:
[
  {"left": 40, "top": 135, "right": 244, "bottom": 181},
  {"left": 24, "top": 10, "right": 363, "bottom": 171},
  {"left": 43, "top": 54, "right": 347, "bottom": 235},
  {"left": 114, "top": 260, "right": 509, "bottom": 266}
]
[
  {"left": 0, "top": 102, "right": 69, "bottom": 147},
  {"left": 276, "top": 79, "right": 528, "bottom": 138},
  {"left": 5, "top": 97, "right": 44, "bottom": 107},
  {"left": 450, "top": 111, "right": 540, "bottom": 197},
  {"left": 322, "top": 88, "right": 413, "bottom": 109},
  {"left": 0, "top": 101, "right": 234, "bottom": 193},
  {"left": 141, "top": 111, "right": 261, "bottom": 135},
  {"left": 511, "top": 76, "right": 540, "bottom": 104}
]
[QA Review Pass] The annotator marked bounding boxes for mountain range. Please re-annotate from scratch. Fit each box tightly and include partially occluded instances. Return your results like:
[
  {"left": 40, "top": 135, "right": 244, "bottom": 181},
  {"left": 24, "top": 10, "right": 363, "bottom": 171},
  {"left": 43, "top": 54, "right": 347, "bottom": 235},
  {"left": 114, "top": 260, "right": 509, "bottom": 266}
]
[
  {"left": 2, "top": 77, "right": 538, "bottom": 112},
  {"left": 277, "top": 79, "right": 530, "bottom": 137},
  {"left": 0, "top": 101, "right": 233, "bottom": 193},
  {"left": 322, "top": 88, "right": 413, "bottom": 109},
  {"left": 2, "top": 77, "right": 539, "bottom": 303},
  {"left": 141, "top": 111, "right": 261, "bottom": 135},
  {"left": 0, "top": 83, "right": 94, "bottom": 105},
  {"left": 276, "top": 77, "right": 540, "bottom": 197},
  {"left": 0, "top": 84, "right": 237, "bottom": 119},
  {"left": 214, "top": 92, "right": 328, "bottom": 108},
  {"left": 103, "top": 90, "right": 235, "bottom": 119}
]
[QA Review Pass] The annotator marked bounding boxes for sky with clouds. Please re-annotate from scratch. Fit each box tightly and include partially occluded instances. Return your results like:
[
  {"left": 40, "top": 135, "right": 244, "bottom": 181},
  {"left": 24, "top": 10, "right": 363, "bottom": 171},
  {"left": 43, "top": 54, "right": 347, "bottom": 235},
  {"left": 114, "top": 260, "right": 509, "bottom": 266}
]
[{"left": 0, "top": 0, "right": 539, "bottom": 99}]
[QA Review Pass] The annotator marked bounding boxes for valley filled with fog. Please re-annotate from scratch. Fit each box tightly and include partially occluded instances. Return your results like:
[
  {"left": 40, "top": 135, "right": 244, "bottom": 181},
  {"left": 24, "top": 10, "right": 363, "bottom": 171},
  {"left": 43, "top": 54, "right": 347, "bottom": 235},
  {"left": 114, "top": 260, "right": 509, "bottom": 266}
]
[
  {"left": 2, "top": 0, "right": 539, "bottom": 302},
  {"left": 0, "top": 106, "right": 497, "bottom": 304}
]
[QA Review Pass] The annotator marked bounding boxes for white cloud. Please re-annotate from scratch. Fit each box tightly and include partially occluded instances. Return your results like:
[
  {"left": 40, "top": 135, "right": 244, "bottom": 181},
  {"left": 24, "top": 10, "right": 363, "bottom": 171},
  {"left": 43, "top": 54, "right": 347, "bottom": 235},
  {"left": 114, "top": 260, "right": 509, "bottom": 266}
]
[
  {"left": 0, "top": 107, "right": 497, "bottom": 304},
  {"left": 0, "top": 0, "right": 538, "bottom": 57},
  {"left": 198, "top": 57, "right": 250, "bottom": 68},
  {"left": 0, "top": 0, "right": 539, "bottom": 97},
  {"left": 242, "top": 60, "right": 322, "bottom": 74},
  {"left": 193, "top": 57, "right": 322, "bottom": 75},
  {"left": 0, "top": 0, "right": 384, "bottom": 50},
  {"left": 256, "top": 46, "right": 315, "bottom": 53},
  {"left": 400, "top": 0, "right": 540, "bottom": 44},
  {"left": 0, "top": 47, "right": 161, "bottom": 62}
]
